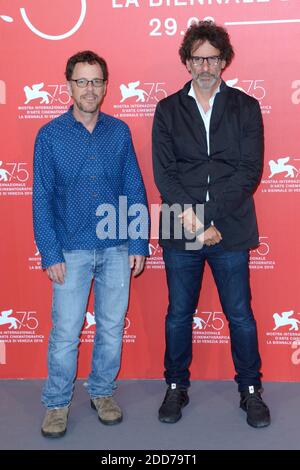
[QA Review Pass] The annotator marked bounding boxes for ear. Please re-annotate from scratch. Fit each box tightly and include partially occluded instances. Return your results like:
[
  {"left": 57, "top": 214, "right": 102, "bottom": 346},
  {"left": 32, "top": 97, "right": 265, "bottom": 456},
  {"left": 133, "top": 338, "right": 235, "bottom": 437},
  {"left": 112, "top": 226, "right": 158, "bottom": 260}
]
[
  {"left": 221, "top": 59, "right": 226, "bottom": 70},
  {"left": 186, "top": 60, "right": 192, "bottom": 74},
  {"left": 67, "top": 81, "right": 72, "bottom": 96},
  {"left": 103, "top": 82, "right": 108, "bottom": 96}
]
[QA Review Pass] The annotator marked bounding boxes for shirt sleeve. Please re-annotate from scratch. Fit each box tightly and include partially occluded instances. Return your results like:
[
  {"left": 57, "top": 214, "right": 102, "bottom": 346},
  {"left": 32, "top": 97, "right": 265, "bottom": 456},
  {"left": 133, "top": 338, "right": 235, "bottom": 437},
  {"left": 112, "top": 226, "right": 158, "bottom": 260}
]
[
  {"left": 122, "top": 126, "right": 149, "bottom": 256},
  {"left": 32, "top": 128, "right": 65, "bottom": 268}
]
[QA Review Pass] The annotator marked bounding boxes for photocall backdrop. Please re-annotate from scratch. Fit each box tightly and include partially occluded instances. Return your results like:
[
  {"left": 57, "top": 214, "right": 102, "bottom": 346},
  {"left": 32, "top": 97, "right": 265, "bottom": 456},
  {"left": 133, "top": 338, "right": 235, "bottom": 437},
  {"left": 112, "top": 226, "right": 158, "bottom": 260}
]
[{"left": 0, "top": 0, "right": 299, "bottom": 382}]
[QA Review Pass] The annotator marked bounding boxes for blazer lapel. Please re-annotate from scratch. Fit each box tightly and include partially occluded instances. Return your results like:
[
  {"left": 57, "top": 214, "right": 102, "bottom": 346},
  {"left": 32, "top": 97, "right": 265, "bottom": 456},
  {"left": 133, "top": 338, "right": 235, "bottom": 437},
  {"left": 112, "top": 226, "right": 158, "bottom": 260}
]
[
  {"left": 180, "top": 84, "right": 208, "bottom": 152},
  {"left": 210, "top": 81, "right": 229, "bottom": 134},
  {"left": 209, "top": 82, "right": 230, "bottom": 156}
]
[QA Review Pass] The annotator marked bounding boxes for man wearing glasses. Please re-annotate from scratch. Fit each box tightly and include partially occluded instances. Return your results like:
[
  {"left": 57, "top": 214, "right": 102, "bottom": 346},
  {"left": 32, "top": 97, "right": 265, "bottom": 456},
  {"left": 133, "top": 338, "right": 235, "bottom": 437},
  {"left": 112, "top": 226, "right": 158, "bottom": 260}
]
[
  {"left": 33, "top": 51, "right": 148, "bottom": 437},
  {"left": 152, "top": 21, "right": 270, "bottom": 428}
]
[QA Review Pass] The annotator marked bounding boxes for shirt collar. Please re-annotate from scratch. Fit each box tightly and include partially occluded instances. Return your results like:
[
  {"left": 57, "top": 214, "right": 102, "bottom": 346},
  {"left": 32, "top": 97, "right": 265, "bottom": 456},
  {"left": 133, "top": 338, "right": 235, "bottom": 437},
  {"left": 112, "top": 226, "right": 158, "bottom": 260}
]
[
  {"left": 188, "top": 81, "right": 221, "bottom": 106},
  {"left": 65, "top": 105, "right": 103, "bottom": 128}
]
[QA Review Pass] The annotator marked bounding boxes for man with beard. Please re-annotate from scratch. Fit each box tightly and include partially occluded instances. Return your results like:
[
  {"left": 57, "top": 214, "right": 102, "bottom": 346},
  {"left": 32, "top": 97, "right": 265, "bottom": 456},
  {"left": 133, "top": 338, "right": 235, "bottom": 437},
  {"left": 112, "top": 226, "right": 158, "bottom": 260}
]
[
  {"left": 152, "top": 22, "right": 270, "bottom": 428},
  {"left": 33, "top": 51, "right": 148, "bottom": 437}
]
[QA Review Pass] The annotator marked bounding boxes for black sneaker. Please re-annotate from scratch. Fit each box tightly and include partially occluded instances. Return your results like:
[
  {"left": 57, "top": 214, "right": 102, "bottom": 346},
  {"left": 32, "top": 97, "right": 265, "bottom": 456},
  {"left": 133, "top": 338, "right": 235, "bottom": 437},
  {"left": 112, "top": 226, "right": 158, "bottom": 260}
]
[
  {"left": 240, "top": 386, "right": 271, "bottom": 428},
  {"left": 158, "top": 385, "right": 189, "bottom": 423}
]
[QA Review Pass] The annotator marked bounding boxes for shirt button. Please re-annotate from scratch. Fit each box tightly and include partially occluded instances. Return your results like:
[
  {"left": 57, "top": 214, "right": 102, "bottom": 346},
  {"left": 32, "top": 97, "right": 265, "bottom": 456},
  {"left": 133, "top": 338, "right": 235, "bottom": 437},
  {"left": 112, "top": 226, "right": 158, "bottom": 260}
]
[
  {"left": 90, "top": 156, "right": 96, "bottom": 160},
  {"left": 90, "top": 175, "right": 97, "bottom": 181}
]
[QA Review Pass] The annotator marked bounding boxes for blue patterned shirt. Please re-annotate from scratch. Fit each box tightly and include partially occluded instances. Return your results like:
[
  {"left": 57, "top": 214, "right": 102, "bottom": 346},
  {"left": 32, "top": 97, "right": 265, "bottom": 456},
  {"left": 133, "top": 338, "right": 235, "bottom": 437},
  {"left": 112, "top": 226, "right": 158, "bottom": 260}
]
[{"left": 33, "top": 107, "right": 149, "bottom": 268}]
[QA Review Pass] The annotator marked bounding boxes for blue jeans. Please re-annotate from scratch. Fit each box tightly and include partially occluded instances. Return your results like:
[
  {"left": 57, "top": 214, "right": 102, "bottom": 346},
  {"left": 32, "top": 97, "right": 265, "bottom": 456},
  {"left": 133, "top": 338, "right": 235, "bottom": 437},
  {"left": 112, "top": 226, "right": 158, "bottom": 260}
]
[
  {"left": 163, "top": 244, "right": 262, "bottom": 392},
  {"left": 42, "top": 245, "right": 130, "bottom": 409}
]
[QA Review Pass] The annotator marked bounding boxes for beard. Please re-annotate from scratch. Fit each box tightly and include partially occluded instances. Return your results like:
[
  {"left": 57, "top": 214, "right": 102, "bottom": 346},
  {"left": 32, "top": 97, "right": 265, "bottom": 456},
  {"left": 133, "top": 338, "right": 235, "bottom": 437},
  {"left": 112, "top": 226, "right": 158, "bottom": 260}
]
[{"left": 193, "top": 72, "right": 219, "bottom": 90}]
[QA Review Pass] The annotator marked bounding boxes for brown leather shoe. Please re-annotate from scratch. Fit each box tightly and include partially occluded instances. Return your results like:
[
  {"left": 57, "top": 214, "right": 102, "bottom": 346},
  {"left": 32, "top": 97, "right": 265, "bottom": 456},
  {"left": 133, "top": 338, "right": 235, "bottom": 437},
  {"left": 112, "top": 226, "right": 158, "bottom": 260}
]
[
  {"left": 41, "top": 406, "right": 69, "bottom": 438},
  {"left": 91, "top": 397, "right": 123, "bottom": 425}
]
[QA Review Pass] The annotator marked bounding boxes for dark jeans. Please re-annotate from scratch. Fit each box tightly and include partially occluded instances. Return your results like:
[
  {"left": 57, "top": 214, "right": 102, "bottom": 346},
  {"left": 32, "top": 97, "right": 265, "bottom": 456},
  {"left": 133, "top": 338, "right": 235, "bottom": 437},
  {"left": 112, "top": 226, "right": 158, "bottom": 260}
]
[{"left": 162, "top": 244, "right": 262, "bottom": 392}]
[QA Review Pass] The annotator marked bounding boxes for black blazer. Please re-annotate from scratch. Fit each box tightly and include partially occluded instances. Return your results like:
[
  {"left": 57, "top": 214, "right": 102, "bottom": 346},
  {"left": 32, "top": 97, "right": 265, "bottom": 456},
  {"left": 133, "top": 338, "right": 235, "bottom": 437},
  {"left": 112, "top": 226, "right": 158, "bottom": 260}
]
[{"left": 152, "top": 80, "right": 264, "bottom": 251}]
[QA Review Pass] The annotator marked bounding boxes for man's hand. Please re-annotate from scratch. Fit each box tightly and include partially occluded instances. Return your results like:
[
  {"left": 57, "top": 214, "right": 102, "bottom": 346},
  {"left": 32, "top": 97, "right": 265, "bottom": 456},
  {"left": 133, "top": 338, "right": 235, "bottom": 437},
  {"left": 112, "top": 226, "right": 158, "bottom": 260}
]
[
  {"left": 129, "top": 255, "right": 146, "bottom": 277},
  {"left": 201, "top": 226, "right": 222, "bottom": 246},
  {"left": 46, "top": 262, "right": 66, "bottom": 284},
  {"left": 178, "top": 207, "right": 222, "bottom": 246},
  {"left": 178, "top": 206, "right": 203, "bottom": 233}
]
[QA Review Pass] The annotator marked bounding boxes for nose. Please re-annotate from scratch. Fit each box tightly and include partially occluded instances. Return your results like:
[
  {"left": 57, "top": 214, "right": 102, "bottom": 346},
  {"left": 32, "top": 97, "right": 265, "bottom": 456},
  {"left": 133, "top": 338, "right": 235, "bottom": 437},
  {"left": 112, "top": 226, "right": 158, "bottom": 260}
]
[
  {"left": 202, "top": 59, "right": 209, "bottom": 71},
  {"left": 86, "top": 81, "right": 94, "bottom": 90}
]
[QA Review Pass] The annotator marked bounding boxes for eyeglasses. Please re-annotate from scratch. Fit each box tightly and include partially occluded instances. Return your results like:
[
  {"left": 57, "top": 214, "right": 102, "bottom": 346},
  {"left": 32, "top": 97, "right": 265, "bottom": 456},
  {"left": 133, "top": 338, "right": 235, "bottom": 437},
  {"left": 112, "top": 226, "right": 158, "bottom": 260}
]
[
  {"left": 70, "top": 78, "right": 105, "bottom": 88},
  {"left": 190, "top": 56, "right": 221, "bottom": 67}
]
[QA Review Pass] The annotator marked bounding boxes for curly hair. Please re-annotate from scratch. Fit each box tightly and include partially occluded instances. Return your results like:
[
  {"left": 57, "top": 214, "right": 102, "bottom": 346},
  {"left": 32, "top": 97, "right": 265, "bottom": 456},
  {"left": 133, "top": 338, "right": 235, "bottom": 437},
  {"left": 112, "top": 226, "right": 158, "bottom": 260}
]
[
  {"left": 65, "top": 50, "right": 108, "bottom": 81},
  {"left": 179, "top": 21, "right": 234, "bottom": 67}
]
